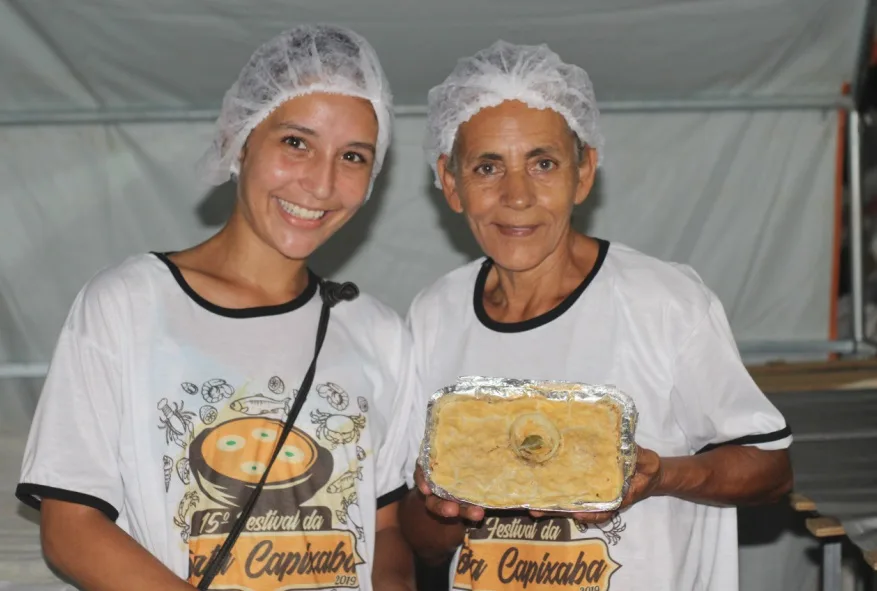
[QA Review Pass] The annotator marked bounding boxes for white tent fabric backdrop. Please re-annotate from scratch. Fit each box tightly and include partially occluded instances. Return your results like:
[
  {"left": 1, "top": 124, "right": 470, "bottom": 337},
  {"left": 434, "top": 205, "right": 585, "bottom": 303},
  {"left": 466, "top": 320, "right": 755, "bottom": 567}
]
[
  {"left": 0, "top": 0, "right": 868, "bottom": 589},
  {"left": 0, "top": 111, "right": 843, "bottom": 590}
]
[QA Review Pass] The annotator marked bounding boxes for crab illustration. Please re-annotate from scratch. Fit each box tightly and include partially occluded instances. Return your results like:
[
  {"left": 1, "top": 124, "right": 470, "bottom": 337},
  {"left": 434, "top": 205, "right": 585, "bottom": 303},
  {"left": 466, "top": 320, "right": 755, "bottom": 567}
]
[
  {"left": 317, "top": 383, "right": 350, "bottom": 411},
  {"left": 574, "top": 512, "right": 626, "bottom": 545},
  {"left": 157, "top": 398, "right": 195, "bottom": 449},
  {"left": 335, "top": 492, "right": 364, "bottom": 542},
  {"left": 310, "top": 410, "right": 365, "bottom": 447},
  {"left": 173, "top": 491, "right": 200, "bottom": 543}
]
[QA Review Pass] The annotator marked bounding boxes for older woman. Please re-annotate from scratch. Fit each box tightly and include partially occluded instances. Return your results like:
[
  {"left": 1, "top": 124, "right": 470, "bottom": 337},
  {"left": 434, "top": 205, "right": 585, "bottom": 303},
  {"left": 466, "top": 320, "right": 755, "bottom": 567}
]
[
  {"left": 401, "top": 41, "right": 793, "bottom": 591},
  {"left": 17, "top": 25, "right": 415, "bottom": 591}
]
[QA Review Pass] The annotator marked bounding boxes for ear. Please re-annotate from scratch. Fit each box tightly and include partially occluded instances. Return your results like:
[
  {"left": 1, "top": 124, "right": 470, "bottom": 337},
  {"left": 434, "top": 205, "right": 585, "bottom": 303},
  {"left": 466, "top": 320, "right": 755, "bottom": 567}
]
[
  {"left": 437, "top": 155, "right": 464, "bottom": 214},
  {"left": 573, "top": 146, "right": 598, "bottom": 206},
  {"left": 237, "top": 141, "right": 249, "bottom": 172}
]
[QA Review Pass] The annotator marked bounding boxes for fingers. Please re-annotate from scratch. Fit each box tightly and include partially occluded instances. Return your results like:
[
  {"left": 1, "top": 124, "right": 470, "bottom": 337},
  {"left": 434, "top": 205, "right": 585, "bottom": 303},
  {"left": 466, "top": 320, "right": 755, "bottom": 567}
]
[
  {"left": 414, "top": 467, "right": 431, "bottom": 496},
  {"left": 424, "top": 496, "right": 484, "bottom": 521},
  {"left": 414, "top": 467, "right": 485, "bottom": 522},
  {"left": 528, "top": 509, "right": 614, "bottom": 524},
  {"left": 571, "top": 511, "right": 615, "bottom": 524}
]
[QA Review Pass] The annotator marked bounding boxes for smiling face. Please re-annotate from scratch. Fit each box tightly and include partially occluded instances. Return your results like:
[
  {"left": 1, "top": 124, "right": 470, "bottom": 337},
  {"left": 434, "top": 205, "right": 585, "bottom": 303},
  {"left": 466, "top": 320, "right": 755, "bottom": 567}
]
[
  {"left": 234, "top": 92, "right": 379, "bottom": 261},
  {"left": 438, "top": 100, "right": 597, "bottom": 273}
]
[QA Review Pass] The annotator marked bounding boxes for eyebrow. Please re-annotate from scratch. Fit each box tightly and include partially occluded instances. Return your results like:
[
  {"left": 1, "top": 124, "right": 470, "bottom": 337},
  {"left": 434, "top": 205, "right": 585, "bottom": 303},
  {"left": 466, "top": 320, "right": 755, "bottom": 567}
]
[
  {"left": 474, "top": 146, "right": 558, "bottom": 161},
  {"left": 277, "top": 122, "right": 376, "bottom": 154}
]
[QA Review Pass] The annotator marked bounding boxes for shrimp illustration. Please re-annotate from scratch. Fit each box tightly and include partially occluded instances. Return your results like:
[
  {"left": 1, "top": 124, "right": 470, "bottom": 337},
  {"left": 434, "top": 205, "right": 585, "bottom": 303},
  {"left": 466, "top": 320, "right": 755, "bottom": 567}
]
[
  {"left": 157, "top": 398, "right": 195, "bottom": 449},
  {"left": 317, "top": 383, "right": 349, "bottom": 411}
]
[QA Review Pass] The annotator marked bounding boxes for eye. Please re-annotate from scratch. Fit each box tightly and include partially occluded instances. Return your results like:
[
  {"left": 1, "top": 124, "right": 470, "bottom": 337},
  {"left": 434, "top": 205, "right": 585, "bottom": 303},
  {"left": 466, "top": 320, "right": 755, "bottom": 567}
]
[
  {"left": 475, "top": 163, "right": 496, "bottom": 176},
  {"left": 536, "top": 159, "right": 557, "bottom": 171},
  {"left": 282, "top": 135, "right": 308, "bottom": 150},
  {"left": 343, "top": 151, "right": 368, "bottom": 164}
]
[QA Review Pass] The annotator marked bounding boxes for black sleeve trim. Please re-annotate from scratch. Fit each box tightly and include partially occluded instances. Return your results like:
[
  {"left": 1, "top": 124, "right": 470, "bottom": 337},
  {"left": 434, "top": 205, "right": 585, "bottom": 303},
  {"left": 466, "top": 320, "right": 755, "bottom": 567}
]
[
  {"left": 377, "top": 484, "right": 409, "bottom": 509},
  {"left": 696, "top": 425, "right": 792, "bottom": 455},
  {"left": 15, "top": 483, "right": 120, "bottom": 522}
]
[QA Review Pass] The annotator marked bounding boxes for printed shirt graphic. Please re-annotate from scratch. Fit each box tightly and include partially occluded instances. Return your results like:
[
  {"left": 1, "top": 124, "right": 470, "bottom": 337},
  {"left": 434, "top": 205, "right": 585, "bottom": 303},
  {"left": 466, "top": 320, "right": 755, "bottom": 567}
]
[
  {"left": 406, "top": 240, "right": 793, "bottom": 591},
  {"left": 171, "top": 377, "right": 372, "bottom": 590},
  {"left": 17, "top": 254, "right": 415, "bottom": 591},
  {"left": 454, "top": 514, "right": 623, "bottom": 591}
]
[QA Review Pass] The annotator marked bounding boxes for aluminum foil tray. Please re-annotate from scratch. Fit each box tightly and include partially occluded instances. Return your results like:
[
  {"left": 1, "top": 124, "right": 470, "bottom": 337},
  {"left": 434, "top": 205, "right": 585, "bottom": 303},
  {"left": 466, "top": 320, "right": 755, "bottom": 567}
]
[{"left": 419, "top": 376, "right": 638, "bottom": 513}]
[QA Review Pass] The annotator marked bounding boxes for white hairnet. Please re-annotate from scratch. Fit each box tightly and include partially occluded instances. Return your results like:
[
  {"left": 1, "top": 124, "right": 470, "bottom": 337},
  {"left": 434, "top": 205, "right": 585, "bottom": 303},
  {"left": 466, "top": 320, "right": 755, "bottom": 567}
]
[
  {"left": 425, "top": 40, "right": 604, "bottom": 188},
  {"left": 198, "top": 24, "right": 393, "bottom": 193}
]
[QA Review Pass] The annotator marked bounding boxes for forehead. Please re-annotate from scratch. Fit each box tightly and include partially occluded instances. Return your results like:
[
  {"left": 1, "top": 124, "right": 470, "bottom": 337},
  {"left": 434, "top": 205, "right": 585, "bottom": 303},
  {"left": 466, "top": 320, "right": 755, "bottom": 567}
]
[
  {"left": 456, "top": 100, "right": 572, "bottom": 151},
  {"left": 263, "top": 92, "right": 377, "bottom": 129}
]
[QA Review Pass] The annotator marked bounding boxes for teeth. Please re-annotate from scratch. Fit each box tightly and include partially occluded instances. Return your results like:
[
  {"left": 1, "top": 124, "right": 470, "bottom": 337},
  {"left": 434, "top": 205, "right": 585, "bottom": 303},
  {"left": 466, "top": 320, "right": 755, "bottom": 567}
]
[{"left": 277, "top": 198, "right": 326, "bottom": 220}]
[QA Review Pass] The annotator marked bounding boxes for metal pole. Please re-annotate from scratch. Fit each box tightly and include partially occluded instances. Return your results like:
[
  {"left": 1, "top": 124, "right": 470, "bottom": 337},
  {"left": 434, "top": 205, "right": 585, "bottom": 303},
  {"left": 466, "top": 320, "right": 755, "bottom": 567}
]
[
  {"left": 0, "top": 95, "right": 853, "bottom": 126},
  {"left": 822, "top": 540, "right": 843, "bottom": 591},
  {"left": 849, "top": 110, "right": 866, "bottom": 348},
  {"left": 0, "top": 363, "right": 48, "bottom": 379}
]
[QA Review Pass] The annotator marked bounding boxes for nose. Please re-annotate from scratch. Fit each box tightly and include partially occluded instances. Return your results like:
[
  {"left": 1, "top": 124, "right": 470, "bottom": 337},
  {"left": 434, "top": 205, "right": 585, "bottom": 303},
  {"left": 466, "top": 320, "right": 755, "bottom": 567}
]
[
  {"left": 500, "top": 166, "right": 536, "bottom": 210},
  {"left": 299, "top": 152, "right": 335, "bottom": 200}
]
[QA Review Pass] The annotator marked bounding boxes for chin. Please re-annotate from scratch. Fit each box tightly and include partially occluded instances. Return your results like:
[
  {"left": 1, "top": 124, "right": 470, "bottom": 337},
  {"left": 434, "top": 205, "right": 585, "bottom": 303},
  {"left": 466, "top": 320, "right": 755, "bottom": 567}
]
[
  {"left": 270, "top": 235, "right": 324, "bottom": 262},
  {"left": 485, "top": 247, "right": 550, "bottom": 273}
]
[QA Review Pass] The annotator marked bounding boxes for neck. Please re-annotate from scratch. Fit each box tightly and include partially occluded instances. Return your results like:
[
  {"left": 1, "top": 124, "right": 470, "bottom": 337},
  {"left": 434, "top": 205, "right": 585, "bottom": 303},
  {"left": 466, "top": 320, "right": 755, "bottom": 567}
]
[
  {"left": 484, "top": 231, "right": 598, "bottom": 323},
  {"left": 203, "top": 210, "right": 311, "bottom": 299}
]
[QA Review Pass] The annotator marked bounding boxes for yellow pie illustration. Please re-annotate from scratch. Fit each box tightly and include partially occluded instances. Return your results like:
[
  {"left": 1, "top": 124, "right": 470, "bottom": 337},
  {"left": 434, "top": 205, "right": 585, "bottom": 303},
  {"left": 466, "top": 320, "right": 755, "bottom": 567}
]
[{"left": 427, "top": 394, "right": 624, "bottom": 509}]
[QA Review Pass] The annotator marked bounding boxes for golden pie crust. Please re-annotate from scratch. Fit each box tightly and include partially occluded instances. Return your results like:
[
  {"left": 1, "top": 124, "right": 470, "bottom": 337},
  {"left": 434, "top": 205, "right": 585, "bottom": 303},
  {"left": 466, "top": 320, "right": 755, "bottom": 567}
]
[{"left": 428, "top": 394, "right": 623, "bottom": 508}]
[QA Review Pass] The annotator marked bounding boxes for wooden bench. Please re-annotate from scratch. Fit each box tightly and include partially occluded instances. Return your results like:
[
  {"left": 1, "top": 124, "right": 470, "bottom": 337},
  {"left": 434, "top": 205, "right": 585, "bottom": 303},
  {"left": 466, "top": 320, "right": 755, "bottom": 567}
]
[{"left": 791, "top": 493, "right": 877, "bottom": 590}]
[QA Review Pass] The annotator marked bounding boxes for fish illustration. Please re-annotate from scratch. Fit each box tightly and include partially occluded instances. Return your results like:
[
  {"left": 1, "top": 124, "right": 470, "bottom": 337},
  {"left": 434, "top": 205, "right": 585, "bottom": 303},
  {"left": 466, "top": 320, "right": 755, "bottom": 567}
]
[
  {"left": 327, "top": 466, "right": 364, "bottom": 495},
  {"left": 230, "top": 394, "right": 291, "bottom": 416}
]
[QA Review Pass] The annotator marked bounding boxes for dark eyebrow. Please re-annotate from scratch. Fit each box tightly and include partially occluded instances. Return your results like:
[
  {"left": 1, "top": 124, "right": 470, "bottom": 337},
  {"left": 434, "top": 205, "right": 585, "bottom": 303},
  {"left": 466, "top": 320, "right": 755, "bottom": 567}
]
[
  {"left": 278, "top": 122, "right": 375, "bottom": 154},
  {"left": 526, "top": 146, "right": 557, "bottom": 159},
  {"left": 277, "top": 122, "right": 317, "bottom": 136},
  {"left": 348, "top": 141, "right": 376, "bottom": 154},
  {"left": 474, "top": 147, "right": 558, "bottom": 162}
]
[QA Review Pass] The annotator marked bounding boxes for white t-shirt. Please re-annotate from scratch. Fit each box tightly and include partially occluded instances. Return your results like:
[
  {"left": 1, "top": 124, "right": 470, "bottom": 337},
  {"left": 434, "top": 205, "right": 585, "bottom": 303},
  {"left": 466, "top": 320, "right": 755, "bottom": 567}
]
[
  {"left": 406, "top": 240, "right": 792, "bottom": 591},
  {"left": 18, "top": 253, "right": 416, "bottom": 591}
]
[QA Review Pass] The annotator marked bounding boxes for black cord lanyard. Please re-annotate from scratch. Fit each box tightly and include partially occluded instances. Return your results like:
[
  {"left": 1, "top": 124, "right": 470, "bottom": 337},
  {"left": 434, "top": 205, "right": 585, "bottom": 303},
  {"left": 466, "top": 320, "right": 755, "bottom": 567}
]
[{"left": 196, "top": 279, "right": 359, "bottom": 590}]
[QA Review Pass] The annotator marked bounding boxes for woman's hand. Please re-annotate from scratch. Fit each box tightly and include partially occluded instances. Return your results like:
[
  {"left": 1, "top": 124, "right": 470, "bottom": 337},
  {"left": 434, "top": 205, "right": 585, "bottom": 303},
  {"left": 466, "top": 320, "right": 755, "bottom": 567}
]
[
  {"left": 530, "top": 445, "right": 664, "bottom": 524},
  {"left": 414, "top": 465, "right": 486, "bottom": 522}
]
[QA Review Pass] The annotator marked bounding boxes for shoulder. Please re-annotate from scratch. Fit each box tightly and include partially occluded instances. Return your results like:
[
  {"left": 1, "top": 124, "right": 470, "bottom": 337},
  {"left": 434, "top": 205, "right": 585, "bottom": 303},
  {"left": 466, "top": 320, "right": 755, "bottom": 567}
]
[
  {"left": 334, "top": 289, "right": 411, "bottom": 348},
  {"left": 603, "top": 242, "right": 715, "bottom": 314},
  {"left": 67, "top": 254, "right": 167, "bottom": 325},
  {"left": 407, "top": 258, "right": 485, "bottom": 323},
  {"left": 600, "top": 242, "right": 721, "bottom": 345}
]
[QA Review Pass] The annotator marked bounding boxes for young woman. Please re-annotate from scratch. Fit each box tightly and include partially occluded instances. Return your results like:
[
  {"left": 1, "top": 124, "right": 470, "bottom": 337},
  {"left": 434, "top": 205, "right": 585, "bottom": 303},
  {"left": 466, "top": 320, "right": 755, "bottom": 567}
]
[{"left": 17, "top": 24, "right": 415, "bottom": 591}]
